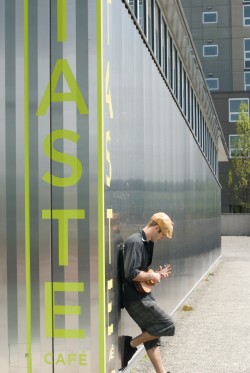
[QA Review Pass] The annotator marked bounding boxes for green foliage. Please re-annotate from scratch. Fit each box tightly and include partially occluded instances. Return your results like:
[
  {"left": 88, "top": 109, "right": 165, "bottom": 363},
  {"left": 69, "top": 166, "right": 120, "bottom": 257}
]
[{"left": 228, "top": 103, "right": 250, "bottom": 212}]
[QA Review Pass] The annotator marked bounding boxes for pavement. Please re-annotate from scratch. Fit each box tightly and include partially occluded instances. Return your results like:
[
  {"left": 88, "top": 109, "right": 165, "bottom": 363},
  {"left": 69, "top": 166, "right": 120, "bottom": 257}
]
[{"left": 125, "top": 236, "right": 250, "bottom": 373}]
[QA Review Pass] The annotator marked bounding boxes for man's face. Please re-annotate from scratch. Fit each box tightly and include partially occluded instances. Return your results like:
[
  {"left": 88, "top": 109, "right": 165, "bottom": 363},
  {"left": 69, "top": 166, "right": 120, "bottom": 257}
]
[{"left": 151, "top": 226, "right": 165, "bottom": 242}]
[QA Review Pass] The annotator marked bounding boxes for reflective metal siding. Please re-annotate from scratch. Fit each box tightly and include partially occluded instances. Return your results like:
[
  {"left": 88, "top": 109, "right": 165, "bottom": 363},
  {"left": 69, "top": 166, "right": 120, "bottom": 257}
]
[
  {"left": 103, "top": 2, "right": 221, "bottom": 365},
  {"left": 0, "top": 1, "right": 8, "bottom": 371},
  {"left": 0, "top": 0, "right": 93, "bottom": 372},
  {"left": 0, "top": 1, "right": 221, "bottom": 373}
]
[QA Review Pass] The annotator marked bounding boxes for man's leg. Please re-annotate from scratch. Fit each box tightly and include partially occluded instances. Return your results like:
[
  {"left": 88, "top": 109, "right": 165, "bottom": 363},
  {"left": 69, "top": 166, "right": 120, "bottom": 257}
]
[
  {"left": 146, "top": 346, "right": 167, "bottom": 373},
  {"left": 130, "top": 331, "right": 158, "bottom": 348},
  {"left": 130, "top": 332, "right": 168, "bottom": 373}
]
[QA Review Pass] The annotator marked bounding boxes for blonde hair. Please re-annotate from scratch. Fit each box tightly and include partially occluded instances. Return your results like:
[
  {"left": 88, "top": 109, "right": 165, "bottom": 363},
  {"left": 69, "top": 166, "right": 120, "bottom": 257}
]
[{"left": 147, "top": 219, "right": 158, "bottom": 228}]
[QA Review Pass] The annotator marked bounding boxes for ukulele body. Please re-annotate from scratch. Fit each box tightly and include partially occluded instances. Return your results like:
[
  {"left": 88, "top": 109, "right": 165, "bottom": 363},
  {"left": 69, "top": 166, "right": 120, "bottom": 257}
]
[{"left": 135, "top": 269, "right": 156, "bottom": 294}]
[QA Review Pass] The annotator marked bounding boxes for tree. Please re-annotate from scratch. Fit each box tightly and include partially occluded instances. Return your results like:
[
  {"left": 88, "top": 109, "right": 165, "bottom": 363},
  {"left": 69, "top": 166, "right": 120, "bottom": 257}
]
[{"left": 228, "top": 103, "right": 250, "bottom": 212}]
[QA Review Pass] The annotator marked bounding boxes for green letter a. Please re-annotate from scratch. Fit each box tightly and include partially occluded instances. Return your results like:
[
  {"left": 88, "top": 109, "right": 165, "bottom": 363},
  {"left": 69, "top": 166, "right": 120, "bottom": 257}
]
[{"left": 36, "top": 59, "right": 88, "bottom": 116}]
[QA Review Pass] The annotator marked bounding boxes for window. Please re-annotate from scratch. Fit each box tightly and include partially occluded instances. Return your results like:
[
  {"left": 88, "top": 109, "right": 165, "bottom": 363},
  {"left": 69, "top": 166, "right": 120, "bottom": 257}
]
[
  {"left": 128, "top": 0, "right": 135, "bottom": 15},
  {"left": 183, "top": 69, "right": 187, "bottom": 115},
  {"left": 154, "top": 2, "right": 161, "bottom": 62},
  {"left": 161, "top": 18, "right": 167, "bottom": 76},
  {"left": 127, "top": 1, "right": 146, "bottom": 34},
  {"left": 138, "top": 0, "right": 146, "bottom": 34},
  {"left": 244, "top": 72, "right": 250, "bottom": 90},
  {"left": 229, "top": 135, "right": 249, "bottom": 158},
  {"left": 206, "top": 78, "right": 219, "bottom": 91},
  {"left": 190, "top": 88, "right": 194, "bottom": 129},
  {"left": 173, "top": 45, "right": 178, "bottom": 96},
  {"left": 229, "top": 98, "right": 249, "bottom": 122},
  {"left": 147, "top": 0, "right": 153, "bottom": 48},
  {"left": 187, "top": 80, "right": 190, "bottom": 122},
  {"left": 244, "top": 5, "right": 250, "bottom": 26},
  {"left": 168, "top": 33, "right": 173, "bottom": 88},
  {"left": 202, "top": 12, "right": 218, "bottom": 23},
  {"left": 244, "top": 39, "right": 250, "bottom": 68},
  {"left": 193, "top": 95, "right": 197, "bottom": 135},
  {"left": 202, "top": 117, "right": 205, "bottom": 152},
  {"left": 178, "top": 58, "right": 183, "bottom": 107},
  {"left": 203, "top": 45, "right": 218, "bottom": 57}
]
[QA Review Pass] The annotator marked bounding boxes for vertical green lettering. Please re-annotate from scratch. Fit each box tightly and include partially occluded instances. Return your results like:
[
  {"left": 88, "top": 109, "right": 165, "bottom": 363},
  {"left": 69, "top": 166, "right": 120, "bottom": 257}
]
[
  {"left": 36, "top": 59, "right": 88, "bottom": 116},
  {"left": 57, "top": 0, "right": 67, "bottom": 42},
  {"left": 45, "top": 282, "right": 84, "bottom": 339},
  {"left": 24, "top": 0, "right": 32, "bottom": 371},
  {"left": 42, "top": 209, "right": 85, "bottom": 266},
  {"left": 43, "top": 129, "right": 82, "bottom": 187},
  {"left": 44, "top": 353, "right": 53, "bottom": 365},
  {"left": 68, "top": 354, "right": 77, "bottom": 365},
  {"left": 56, "top": 353, "right": 66, "bottom": 365},
  {"left": 105, "top": 131, "right": 112, "bottom": 187}
]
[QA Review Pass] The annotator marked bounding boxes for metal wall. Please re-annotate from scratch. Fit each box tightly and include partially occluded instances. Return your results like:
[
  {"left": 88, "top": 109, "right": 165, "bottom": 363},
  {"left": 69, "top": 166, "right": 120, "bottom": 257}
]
[
  {"left": 0, "top": 1, "right": 221, "bottom": 373},
  {"left": 0, "top": 0, "right": 93, "bottom": 372}
]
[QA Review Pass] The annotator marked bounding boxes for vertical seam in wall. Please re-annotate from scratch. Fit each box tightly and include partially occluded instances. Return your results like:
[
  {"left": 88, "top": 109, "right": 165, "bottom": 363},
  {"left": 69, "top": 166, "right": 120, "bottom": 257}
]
[
  {"left": 49, "top": 1, "right": 55, "bottom": 371},
  {"left": 24, "top": 0, "right": 32, "bottom": 372},
  {"left": 97, "top": 0, "right": 106, "bottom": 372}
]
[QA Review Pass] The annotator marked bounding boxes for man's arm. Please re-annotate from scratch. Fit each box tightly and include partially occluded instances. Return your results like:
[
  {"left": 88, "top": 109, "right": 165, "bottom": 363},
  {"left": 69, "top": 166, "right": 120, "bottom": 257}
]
[{"left": 132, "top": 270, "right": 161, "bottom": 283}]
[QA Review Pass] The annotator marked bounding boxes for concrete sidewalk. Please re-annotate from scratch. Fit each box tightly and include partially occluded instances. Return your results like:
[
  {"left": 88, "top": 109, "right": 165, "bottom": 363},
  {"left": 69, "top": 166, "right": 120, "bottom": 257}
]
[{"left": 127, "top": 236, "right": 250, "bottom": 373}]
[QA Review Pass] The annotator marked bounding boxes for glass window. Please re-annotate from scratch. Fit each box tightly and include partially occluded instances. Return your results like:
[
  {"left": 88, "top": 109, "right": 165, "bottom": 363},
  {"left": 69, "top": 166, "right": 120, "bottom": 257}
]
[
  {"left": 147, "top": 0, "right": 153, "bottom": 48},
  {"left": 229, "top": 135, "right": 248, "bottom": 158},
  {"left": 178, "top": 58, "right": 183, "bottom": 107},
  {"left": 202, "top": 12, "right": 218, "bottom": 23},
  {"left": 193, "top": 95, "right": 197, "bottom": 135},
  {"left": 199, "top": 113, "right": 202, "bottom": 149},
  {"left": 138, "top": 0, "right": 146, "bottom": 34},
  {"left": 206, "top": 78, "right": 219, "bottom": 91},
  {"left": 168, "top": 33, "right": 173, "bottom": 88},
  {"left": 244, "top": 72, "right": 250, "bottom": 90},
  {"left": 203, "top": 45, "right": 218, "bottom": 57},
  {"left": 128, "top": 0, "right": 135, "bottom": 15},
  {"left": 244, "top": 5, "right": 250, "bottom": 26},
  {"left": 202, "top": 118, "right": 205, "bottom": 152},
  {"left": 229, "top": 98, "right": 249, "bottom": 122},
  {"left": 190, "top": 87, "right": 193, "bottom": 129},
  {"left": 161, "top": 18, "right": 167, "bottom": 76},
  {"left": 244, "top": 39, "right": 250, "bottom": 68},
  {"left": 183, "top": 69, "right": 186, "bottom": 114},
  {"left": 187, "top": 79, "right": 190, "bottom": 122},
  {"left": 173, "top": 45, "right": 178, "bottom": 96},
  {"left": 154, "top": 2, "right": 160, "bottom": 62}
]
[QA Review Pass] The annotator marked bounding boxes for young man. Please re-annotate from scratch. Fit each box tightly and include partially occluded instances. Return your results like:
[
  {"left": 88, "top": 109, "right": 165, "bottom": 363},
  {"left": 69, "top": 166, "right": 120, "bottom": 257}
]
[{"left": 120, "top": 212, "right": 175, "bottom": 373}]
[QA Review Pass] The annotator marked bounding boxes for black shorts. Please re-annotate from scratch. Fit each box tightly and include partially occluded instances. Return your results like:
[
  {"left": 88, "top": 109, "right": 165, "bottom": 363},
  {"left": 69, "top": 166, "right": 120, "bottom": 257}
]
[{"left": 126, "top": 300, "right": 175, "bottom": 350}]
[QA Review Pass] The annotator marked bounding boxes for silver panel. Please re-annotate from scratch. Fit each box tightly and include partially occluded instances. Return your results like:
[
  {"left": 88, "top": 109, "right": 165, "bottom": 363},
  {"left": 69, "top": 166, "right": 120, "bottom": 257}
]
[
  {"left": 0, "top": 1, "right": 221, "bottom": 372},
  {"left": 103, "top": 2, "right": 221, "bottom": 371},
  {"left": 0, "top": 0, "right": 8, "bottom": 372}
]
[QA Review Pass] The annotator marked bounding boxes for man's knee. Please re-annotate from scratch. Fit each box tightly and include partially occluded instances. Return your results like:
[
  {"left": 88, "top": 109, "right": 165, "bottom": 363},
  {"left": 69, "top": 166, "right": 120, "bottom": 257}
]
[
  {"left": 144, "top": 338, "right": 161, "bottom": 351},
  {"left": 163, "top": 318, "right": 175, "bottom": 336}
]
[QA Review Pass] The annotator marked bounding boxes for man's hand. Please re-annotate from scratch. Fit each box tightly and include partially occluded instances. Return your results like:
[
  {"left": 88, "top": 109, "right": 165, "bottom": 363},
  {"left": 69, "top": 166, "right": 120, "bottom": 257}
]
[
  {"left": 150, "top": 271, "right": 161, "bottom": 283},
  {"left": 157, "top": 264, "right": 172, "bottom": 279}
]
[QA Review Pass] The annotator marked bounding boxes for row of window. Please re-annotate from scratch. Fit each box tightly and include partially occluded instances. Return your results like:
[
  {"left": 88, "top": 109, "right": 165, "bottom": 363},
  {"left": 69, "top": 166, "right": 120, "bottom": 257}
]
[
  {"left": 202, "top": 8, "right": 250, "bottom": 91},
  {"left": 203, "top": 39, "right": 250, "bottom": 62},
  {"left": 202, "top": 6, "right": 250, "bottom": 26},
  {"left": 126, "top": 0, "right": 218, "bottom": 175},
  {"left": 208, "top": 71, "right": 250, "bottom": 91}
]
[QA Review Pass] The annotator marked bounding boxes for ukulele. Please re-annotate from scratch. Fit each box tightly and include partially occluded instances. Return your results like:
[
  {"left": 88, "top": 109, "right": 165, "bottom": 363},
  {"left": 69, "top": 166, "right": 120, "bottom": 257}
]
[{"left": 135, "top": 265, "right": 170, "bottom": 295}]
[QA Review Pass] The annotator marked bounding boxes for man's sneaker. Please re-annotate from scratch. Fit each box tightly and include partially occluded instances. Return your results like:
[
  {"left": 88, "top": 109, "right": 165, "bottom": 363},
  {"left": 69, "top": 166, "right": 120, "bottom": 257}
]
[{"left": 120, "top": 335, "right": 137, "bottom": 368}]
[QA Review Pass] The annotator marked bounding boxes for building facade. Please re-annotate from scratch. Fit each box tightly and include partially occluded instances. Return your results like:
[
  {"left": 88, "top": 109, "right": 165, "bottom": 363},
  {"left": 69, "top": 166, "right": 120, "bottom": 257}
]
[
  {"left": 181, "top": 0, "right": 250, "bottom": 212},
  {"left": 0, "top": 1, "right": 227, "bottom": 372}
]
